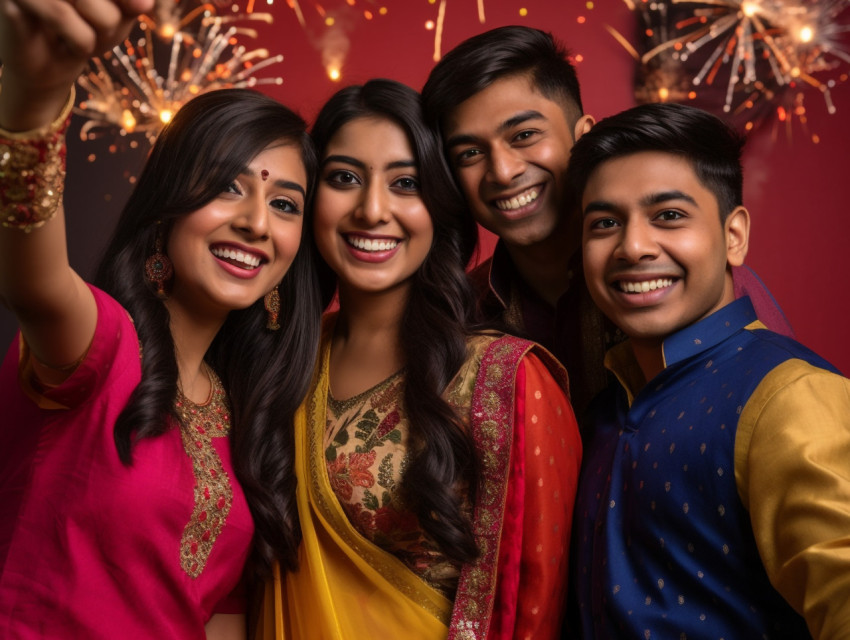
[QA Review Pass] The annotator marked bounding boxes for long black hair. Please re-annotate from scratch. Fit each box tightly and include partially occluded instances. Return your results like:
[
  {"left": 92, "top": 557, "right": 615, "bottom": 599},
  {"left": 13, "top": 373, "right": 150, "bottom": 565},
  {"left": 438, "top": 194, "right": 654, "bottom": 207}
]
[
  {"left": 94, "top": 88, "right": 322, "bottom": 575},
  {"left": 311, "top": 79, "right": 481, "bottom": 563}
]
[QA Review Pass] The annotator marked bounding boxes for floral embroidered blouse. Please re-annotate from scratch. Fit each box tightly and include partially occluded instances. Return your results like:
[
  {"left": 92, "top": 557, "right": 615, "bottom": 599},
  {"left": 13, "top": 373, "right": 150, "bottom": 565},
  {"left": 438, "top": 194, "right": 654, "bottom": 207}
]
[{"left": 325, "top": 368, "right": 465, "bottom": 596}]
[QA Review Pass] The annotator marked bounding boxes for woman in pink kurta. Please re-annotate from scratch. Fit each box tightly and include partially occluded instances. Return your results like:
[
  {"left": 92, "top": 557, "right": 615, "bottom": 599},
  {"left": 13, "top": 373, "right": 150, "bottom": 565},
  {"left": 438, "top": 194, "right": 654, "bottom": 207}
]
[
  {"left": 0, "top": 287, "right": 254, "bottom": 638},
  {"left": 0, "top": 2, "right": 321, "bottom": 637}
]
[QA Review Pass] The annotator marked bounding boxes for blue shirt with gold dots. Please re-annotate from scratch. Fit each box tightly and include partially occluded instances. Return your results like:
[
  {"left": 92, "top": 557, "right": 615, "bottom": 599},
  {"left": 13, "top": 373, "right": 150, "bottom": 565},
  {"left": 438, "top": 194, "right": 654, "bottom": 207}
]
[{"left": 574, "top": 297, "right": 845, "bottom": 639}]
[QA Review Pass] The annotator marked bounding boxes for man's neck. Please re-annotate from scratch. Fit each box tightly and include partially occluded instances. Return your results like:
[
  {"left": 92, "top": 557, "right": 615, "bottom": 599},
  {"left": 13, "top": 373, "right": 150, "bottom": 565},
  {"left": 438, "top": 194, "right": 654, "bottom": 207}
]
[
  {"left": 503, "top": 226, "right": 579, "bottom": 307},
  {"left": 629, "top": 339, "right": 665, "bottom": 384}
]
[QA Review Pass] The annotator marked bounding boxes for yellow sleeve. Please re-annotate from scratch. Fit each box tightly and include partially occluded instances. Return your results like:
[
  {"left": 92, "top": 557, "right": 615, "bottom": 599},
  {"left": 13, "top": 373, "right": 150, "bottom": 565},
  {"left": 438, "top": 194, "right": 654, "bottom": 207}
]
[{"left": 736, "top": 359, "right": 850, "bottom": 640}]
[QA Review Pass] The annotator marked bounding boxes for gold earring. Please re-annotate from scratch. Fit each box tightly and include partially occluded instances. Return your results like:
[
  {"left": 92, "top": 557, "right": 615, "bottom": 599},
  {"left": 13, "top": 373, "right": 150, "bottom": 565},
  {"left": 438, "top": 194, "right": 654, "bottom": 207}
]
[
  {"left": 144, "top": 226, "right": 173, "bottom": 299},
  {"left": 264, "top": 286, "right": 281, "bottom": 330}
]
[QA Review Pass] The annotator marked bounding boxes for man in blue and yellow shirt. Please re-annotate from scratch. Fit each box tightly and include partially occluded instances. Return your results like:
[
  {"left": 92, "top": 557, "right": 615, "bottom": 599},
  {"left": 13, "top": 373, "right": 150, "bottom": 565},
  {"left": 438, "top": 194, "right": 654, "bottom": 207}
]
[{"left": 568, "top": 102, "right": 850, "bottom": 639}]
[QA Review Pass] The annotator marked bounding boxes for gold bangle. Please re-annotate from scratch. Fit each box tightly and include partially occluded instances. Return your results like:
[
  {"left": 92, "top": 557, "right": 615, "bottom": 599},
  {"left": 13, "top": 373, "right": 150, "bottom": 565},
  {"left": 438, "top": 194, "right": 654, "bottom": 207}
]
[
  {"left": 0, "top": 85, "right": 76, "bottom": 137},
  {"left": 0, "top": 87, "right": 74, "bottom": 233}
]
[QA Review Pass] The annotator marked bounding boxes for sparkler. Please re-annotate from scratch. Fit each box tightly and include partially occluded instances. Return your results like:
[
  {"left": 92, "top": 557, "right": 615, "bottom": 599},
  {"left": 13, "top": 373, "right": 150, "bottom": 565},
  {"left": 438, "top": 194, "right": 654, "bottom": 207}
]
[
  {"left": 621, "top": 0, "right": 850, "bottom": 131},
  {"left": 429, "top": 0, "right": 488, "bottom": 61},
  {"left": 274, "top": 0, "right": 392, "bottom": 80},
  {"left": 75, "top": 4, "right": 284, "bottom": 145}
]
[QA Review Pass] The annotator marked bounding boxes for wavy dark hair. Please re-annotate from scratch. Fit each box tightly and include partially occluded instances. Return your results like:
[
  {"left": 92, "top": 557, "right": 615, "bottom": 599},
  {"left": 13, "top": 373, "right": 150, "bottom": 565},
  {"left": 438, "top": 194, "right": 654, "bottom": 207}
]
[
  {"left": 566, "top": 102, "right": 745, "bottom": 221},
  {"left": 311, "top": 79, "right": 481, "bottom": 563},
  {"left": 94, "top": 88, "right": 322, "bottom": 575},
  {"left": 421, "top": 25, "right": 585, "bottom": 134}
]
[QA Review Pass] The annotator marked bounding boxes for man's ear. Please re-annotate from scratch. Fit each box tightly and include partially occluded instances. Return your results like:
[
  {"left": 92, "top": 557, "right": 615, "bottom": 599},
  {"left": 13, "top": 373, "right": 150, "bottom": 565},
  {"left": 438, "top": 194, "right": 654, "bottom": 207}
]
[
  {"left": 725, "top": 206, "right": 750, "bottom": 267},
  {"left": 574, "top": 114, "right": 595, "bottom": 141}
]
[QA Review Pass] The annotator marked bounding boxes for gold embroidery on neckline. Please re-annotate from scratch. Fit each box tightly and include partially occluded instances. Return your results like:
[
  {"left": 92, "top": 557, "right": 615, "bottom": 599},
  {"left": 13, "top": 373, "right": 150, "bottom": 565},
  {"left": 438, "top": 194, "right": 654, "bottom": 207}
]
[
  {"left": 175, "top": 366, "right": 233, "bottom": 578},
  {"left": 327, "top": 369, "right": 404, "bottom": 417}
]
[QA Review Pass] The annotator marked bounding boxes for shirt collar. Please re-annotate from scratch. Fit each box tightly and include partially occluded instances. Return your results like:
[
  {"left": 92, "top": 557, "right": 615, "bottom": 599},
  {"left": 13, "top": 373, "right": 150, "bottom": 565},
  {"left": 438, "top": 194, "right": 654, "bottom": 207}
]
[
  {"left": 604, "top": 297, "right": 759, "bottom": 405},
  {"left": 662, "top": 296, "right": 757, "bottom": 367}
]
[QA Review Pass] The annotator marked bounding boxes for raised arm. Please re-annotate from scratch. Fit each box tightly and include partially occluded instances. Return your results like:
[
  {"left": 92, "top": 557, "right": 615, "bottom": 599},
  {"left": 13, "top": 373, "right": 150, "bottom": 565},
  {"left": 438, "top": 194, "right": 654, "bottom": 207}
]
[{"left": 0, "top": 0, "right": 150, "bottom": 379}]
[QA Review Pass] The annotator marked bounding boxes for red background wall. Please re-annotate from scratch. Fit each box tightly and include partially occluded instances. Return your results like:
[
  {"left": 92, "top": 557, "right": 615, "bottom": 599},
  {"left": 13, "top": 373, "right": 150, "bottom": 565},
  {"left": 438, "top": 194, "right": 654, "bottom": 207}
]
[{"left": 1, "top": 0, "right": 848, "bottom": 374}]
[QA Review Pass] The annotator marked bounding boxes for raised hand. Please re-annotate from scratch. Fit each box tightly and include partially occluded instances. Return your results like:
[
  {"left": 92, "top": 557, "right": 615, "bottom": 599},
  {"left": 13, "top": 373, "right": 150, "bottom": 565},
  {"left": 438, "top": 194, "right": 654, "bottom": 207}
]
[{"left": 0, "top": 0, "right": 154, "bottom": 130}]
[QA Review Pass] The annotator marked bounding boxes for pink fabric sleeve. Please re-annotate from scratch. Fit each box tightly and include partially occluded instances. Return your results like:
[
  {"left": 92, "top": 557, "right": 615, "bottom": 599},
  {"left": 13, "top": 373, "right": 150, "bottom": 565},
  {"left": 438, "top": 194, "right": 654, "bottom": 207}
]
[
  {"left": 731, "top": 264, "right": 793, "bottom": 338},
  {"left": 488, "top": 354, "right": 583, "bottom": 640},
  {"left": 212, "top": 574, "right": 247, "bottom": 614}
]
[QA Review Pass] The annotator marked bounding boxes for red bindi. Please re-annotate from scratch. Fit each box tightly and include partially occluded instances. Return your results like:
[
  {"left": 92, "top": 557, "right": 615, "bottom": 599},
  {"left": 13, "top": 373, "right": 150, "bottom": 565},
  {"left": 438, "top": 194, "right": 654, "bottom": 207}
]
[{"left": 261, "top": 170, "right": 269, "bottom": 181}]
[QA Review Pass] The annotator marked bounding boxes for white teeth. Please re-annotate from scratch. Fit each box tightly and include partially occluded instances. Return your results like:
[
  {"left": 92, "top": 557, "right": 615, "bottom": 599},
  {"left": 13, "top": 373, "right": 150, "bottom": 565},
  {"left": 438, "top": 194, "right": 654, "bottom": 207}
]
[
  {"left": 211, "top": 247, "right": 261, "bottom": 269},
  {"left": 495, "top": 188, "right": 539, "bottom": 211},
  {"left": 619, "top": 278, "right": 674, "bottom": 293},
  {"left": 346, "top": 236, "right": 399, "bottom": 252}
]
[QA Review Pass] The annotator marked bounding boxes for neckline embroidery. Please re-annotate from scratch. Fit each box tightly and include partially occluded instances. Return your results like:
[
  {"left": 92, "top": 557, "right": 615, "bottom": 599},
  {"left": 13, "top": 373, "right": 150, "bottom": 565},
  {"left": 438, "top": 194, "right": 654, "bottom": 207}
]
[
  {"left": 327, "top": 369, "right": 404, "bottom": 417},
  {"left": 174, "top": 366, "right": 233, "bottom": 578}
]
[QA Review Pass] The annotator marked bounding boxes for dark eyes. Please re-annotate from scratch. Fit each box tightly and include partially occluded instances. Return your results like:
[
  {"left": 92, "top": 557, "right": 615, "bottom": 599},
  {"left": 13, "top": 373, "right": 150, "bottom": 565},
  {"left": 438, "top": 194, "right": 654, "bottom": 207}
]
[
  {"left": 454, "top": 129, "right": 539, "bottom": 167},
  {"left": 656, "top": 210, "right": 684, "bottom": 221},
  {"left": 392, "top": 177, "right": 419, "bottom": 192},
  {"left": 222, "top": 181, "right": 301, "bottom": 215},
  {"left": 455, "top": 148, "right": 481, "bottom": 166},
  {"left": 588, "top": 217, "right": 619, "bottom": 230},
  {"left": 586, "top": 210, "right": 687, "bottom": 231},
  {"left": 326, "top": 170, "right": 360, "bottom": 187},
  {"left": 271, "top": 198, "right": 301, "bottom": 215},
  {"left": 513, "top": 130, "right": 538, "bottom": 143},
  {"left": 324, "top": 169, "right": 419, "bottom": 193}
]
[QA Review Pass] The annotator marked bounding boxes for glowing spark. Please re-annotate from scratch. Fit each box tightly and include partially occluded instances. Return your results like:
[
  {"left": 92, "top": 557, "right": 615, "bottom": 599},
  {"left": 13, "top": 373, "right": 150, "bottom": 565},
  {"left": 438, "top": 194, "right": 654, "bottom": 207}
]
[
  {"left": 606, "top": 24, "right": 641, "bottom": 60},
  {"left": 434, "top": 0, "right": 447, "bottom": 62},
  {"left": 429, "top": 0, "right": 486, "bottom": 59},
  {"left": 289, "top": 0, "right": 307, "bottom": 28},
  {"left": 741, "top": 2, "right": 758, "bottom": 17}
]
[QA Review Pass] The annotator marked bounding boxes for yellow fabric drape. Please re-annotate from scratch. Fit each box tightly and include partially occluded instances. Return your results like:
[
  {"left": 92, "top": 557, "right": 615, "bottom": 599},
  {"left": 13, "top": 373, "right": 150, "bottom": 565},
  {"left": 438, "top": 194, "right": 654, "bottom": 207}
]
[{"left": 257, "top": 336, "right": 451, "bottom": 640}]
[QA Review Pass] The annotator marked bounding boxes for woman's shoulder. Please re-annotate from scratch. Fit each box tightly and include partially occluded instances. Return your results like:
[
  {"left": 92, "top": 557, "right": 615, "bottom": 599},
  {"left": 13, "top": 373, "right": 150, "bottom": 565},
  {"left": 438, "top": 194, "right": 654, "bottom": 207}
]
[
  {"left": 464, "top": 331, "right": 556, "bottom": 367},
  {"left": 464, "top": 332, "right": 568, "bottom": 392},
  {"left": 464, "top": 330, "right": 529, "bottom": 359},
  {"left": 448, "top": 333, "right": 535, "bottom": 405}
]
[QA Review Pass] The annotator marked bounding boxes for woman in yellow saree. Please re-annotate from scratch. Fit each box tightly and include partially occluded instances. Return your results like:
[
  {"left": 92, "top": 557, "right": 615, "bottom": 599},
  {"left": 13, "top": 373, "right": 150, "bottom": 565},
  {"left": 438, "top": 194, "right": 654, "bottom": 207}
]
[{"left": 256, "top": 79, "right": 583, "bottom": 640}]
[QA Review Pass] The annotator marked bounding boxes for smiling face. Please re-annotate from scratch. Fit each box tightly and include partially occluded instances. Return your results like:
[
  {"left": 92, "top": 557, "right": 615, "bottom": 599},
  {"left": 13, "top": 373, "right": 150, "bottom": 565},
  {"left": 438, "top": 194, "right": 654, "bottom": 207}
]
[
  {"left": 442, "top": 73, "right": 592, "bottom": 251},
  {"left": 313, "top": 116, "right": 434, "bottom": 299},
  {"left": 165, "top": 142, "right": 307, "bottom": 319},
  {"left": 581, "top": 151, "right": 748, "bottom": 351}
]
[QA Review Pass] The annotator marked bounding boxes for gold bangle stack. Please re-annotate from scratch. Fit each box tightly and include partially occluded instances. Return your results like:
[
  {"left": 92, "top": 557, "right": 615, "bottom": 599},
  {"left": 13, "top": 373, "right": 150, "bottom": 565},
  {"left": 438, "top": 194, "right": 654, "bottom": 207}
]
[{"left": 0, "top": 86, "right": 75, "bottom": 233}]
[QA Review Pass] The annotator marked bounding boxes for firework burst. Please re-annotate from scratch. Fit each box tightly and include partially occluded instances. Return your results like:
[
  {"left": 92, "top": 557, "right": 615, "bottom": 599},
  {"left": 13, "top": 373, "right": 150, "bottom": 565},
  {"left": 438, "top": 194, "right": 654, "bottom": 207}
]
[
  {"left": 621, "top": 0, "right": 850, "bottom": 132},
  {"left": 75, "top": 4, "right": 284, "bottom": 145}
]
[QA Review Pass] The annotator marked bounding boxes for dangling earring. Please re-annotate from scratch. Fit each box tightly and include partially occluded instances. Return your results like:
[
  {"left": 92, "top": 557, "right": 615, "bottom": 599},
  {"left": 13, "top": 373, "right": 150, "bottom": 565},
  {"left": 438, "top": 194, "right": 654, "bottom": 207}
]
[
  {"left": 264, "top": 285, "right": 281, "bottom": 331},
  {"left": 145, "top": 225, "right": 173, "bottom": 299}
]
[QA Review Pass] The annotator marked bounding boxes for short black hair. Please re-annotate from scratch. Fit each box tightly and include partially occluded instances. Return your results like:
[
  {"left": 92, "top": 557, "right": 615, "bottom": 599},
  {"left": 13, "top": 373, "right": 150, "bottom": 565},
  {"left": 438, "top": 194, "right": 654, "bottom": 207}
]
[
  {"left": 421, "top": 25, "right": 584, "bottom": 132},
  {"left": 567, "top": 102, "right": 745, "bottom": 220}
]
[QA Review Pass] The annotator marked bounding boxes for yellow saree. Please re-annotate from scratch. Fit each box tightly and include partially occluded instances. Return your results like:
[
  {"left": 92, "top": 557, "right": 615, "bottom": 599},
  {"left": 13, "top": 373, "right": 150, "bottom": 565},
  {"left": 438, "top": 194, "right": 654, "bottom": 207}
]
[
  {"left": 256, "top": 331, "right": 452, "bottom": 640},
  {"left": 256, "top": 319, "right": 573, "bottom": 640}
]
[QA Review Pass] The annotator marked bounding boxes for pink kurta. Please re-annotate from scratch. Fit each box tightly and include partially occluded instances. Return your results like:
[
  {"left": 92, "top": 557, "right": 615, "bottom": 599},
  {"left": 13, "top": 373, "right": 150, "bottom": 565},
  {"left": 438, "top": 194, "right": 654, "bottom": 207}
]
[{"left": 0, "top": 286, "right": 253, "bottom": 639}]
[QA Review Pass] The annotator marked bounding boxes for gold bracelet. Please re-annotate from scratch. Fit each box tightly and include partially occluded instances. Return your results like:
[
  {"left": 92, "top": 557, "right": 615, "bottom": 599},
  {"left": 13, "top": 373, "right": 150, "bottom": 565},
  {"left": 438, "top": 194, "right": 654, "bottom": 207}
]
[{"left": 0, "top": 86, "right": 75, "bottom": 233}]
